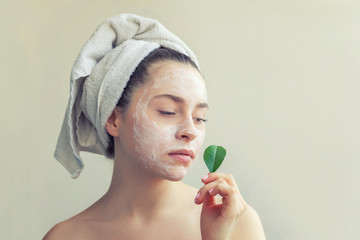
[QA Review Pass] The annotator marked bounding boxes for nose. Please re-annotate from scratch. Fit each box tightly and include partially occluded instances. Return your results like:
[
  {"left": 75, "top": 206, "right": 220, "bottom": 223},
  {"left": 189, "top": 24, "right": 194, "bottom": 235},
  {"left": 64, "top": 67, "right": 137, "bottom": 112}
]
[{"left": 175, "top": 118, "right": 198, "bottom": 142}]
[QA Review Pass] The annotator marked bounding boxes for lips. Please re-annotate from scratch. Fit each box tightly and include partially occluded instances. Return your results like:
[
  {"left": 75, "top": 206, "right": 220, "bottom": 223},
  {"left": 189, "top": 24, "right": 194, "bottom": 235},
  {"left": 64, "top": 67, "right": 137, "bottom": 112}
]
[{"left": 168, "top": 149, "right": 194, "bottom": 163}]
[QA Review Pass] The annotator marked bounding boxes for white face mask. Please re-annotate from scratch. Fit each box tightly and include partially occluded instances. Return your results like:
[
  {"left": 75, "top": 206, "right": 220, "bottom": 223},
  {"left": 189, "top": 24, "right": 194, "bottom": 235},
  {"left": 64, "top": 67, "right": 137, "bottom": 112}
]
[{"left": 131, "top": 62, "right": 208, "bottom": 181}]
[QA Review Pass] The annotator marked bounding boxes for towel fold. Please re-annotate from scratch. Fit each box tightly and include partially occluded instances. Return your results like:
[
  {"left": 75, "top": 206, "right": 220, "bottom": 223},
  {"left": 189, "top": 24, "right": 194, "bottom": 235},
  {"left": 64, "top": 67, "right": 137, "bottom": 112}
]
[{"left": 54, "top": 13, "right": 199, "bottom": 178}]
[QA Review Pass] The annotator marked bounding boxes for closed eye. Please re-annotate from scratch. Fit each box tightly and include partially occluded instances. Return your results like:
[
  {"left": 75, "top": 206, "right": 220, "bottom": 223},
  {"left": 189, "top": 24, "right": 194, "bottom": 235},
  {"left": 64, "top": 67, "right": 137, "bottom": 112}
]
[
  {"left": 158, "top": 110, "right": 176, "bottom": 116},
  {"left": 194, "top": 117, "right": 208, "bottom": 124}
]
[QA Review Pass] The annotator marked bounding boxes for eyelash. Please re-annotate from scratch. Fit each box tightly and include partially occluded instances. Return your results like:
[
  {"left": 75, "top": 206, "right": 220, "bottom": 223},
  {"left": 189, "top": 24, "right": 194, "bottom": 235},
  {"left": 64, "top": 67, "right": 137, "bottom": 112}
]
[
  {"left": 158, "top": 111, "right": 207, "bottom": 123},
  {"left": 194, "top": 118, "right": 208, "bottom": 123},
  {"left": 158, "top": 111, "right": 176, "bottom": 116}
]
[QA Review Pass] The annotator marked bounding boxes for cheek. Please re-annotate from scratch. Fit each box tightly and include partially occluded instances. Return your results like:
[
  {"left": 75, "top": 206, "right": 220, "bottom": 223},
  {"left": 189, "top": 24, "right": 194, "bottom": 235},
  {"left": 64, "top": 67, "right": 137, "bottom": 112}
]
[
  {"left": 138, "top": 122, "right": 176, "bottom": 153},
  {"left": 132, "top": 98, "right": 175, "bottom": 164}
]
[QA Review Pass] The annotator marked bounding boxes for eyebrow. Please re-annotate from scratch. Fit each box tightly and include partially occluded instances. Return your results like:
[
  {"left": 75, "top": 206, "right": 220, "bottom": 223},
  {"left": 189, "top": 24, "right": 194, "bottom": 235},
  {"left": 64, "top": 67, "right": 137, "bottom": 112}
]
[{"left": 153, "top": 94, "right": 209, "bottom": 109}]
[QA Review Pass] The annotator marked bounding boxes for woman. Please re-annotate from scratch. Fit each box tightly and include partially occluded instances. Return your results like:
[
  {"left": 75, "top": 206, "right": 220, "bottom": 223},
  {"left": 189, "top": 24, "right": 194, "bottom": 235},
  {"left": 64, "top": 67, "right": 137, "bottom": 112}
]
[{"left": 44, "top": 14, "right": 265, "bottom": 240}]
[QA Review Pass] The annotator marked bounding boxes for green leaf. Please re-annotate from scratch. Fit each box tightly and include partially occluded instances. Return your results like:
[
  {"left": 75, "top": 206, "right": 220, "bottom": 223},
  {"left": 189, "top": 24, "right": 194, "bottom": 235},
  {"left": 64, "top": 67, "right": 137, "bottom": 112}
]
[{"left": 203, "top": 145, "right": 226, "bottom": 173}]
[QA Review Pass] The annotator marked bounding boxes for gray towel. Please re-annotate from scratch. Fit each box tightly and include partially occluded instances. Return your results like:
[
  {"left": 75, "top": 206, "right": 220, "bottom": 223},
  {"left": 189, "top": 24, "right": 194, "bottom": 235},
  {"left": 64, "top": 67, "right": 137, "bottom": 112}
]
[{"left": 54, "top": 13, "right": 199, "bottom": 178}]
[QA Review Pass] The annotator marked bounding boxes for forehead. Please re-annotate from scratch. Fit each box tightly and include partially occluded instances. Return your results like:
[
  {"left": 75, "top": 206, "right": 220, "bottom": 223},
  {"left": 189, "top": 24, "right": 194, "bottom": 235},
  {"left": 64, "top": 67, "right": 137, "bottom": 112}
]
[{"left": 146, "top": 61, "right": 207, "bottom": 98}]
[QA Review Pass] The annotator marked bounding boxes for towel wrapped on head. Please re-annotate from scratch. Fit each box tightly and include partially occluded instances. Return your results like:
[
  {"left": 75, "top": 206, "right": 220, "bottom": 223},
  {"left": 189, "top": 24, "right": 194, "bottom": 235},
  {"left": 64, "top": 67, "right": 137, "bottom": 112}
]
[{"left": 54, "top": 13, "right": 199, "bottom": 178}]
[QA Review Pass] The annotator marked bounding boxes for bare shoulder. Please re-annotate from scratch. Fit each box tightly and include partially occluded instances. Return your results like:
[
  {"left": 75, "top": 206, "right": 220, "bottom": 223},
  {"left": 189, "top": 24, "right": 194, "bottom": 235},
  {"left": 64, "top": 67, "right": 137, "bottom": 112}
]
[
  {"left": 232, "top": 205, "right": 266, "bottom": 240},
  {"left": 43, "top": 216, "right": 91, "bottom": 240},
  {"left": 43, "top": 221, "right": 76, "bottom": 240}
]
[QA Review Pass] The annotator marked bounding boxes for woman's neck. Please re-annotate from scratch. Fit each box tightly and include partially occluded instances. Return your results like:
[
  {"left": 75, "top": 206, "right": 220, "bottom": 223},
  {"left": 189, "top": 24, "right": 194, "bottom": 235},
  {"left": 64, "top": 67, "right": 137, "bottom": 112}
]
[{"left": 99, "top": 153, "right": 184, "bottom": 222}]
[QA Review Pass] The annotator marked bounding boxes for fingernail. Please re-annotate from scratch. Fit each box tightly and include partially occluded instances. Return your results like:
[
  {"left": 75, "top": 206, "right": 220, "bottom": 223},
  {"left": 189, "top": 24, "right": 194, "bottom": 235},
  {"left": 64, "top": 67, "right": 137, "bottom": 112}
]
[
  {"left": 194, "top": 192, "right": 200, "bottom": 203},
  {"left": 202, "top": 174, "right": 209, "bottom": 181},
  {"left": 209, "top": 188, "right": 214, "bottom": 194}
]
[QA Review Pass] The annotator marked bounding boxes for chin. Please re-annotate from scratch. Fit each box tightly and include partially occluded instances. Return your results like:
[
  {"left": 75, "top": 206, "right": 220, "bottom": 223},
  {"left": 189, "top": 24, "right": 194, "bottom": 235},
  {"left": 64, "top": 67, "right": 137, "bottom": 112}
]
[{"left": 159, "top": 166, "right": 189, "bottom": 181}]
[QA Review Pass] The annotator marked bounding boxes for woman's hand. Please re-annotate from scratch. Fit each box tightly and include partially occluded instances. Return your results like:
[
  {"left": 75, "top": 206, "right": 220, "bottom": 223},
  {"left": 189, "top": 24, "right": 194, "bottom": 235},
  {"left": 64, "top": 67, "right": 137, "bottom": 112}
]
[{"left": 195, "top": 172, "right": 248, "bottom": 240}]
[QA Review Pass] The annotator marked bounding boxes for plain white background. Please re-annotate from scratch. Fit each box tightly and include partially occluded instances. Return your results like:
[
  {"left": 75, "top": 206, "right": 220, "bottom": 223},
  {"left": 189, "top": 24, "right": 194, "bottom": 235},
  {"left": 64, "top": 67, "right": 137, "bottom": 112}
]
[{"left": 1, "top": 0, "right": 359, "bottom": 239}]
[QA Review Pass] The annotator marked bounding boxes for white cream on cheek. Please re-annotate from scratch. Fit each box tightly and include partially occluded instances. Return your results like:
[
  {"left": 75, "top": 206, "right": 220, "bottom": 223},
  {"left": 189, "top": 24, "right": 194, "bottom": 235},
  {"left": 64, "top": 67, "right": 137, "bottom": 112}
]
[{"left": 132, "top": 67, "right": 207, "bottom": 180}]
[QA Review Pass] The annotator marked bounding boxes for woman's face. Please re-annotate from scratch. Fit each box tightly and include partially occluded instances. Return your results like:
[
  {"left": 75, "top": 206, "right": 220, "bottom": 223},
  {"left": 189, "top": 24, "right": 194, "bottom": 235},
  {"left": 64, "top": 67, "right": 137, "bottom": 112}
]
[{"left": 117, "top": 60, "right": 208, "bottom": 181}]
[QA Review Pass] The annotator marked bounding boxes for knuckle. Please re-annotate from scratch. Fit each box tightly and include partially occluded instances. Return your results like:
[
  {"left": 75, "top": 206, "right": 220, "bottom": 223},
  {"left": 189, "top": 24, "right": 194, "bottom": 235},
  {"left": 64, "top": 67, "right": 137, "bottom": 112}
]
[
  {"left": 228, "top": 186, "right": 236, "bottom": 194},
  {"left": 209, "top": 172, "right": 217, "bottom": 178},
  {"left": 212, "top": 185, "right": 219, "bottom": 193},
  {"left": 218, "top": 178, "right": 227, "bottom": 184},
  {"left": 218, "top": 183, "right": 227, "bottom": 191},
  {"left": 225, "top": 173, "right": 232, "bottom": 179},
  {"left": 229, "top": 174, "right": 235, "bottom": 182}
]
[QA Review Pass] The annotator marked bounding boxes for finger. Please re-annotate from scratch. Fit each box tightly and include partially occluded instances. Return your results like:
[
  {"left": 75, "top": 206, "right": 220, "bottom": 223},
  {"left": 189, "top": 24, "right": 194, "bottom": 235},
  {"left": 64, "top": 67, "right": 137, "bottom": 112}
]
[
  {"left": 208, "top": 182, "right": 237, "bottom": 198},
  {"left": 202, "top": 194, "right": 216, "bottom": 207},
  {"left": 202, "top": 172, "right": 239, "bottom": 190},
  {"left": 208, "top": 183, "right": 248, "bottom": 218},
  {"left": 195, "top": 178, "right": 229, "bottom": 204}
]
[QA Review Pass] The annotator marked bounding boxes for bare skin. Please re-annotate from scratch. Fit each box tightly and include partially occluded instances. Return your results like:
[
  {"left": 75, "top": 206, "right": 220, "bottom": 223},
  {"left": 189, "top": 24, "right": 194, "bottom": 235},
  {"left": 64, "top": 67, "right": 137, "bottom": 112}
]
[{"left": 44, "top": 61, "right": 266, "bottom": 240}]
